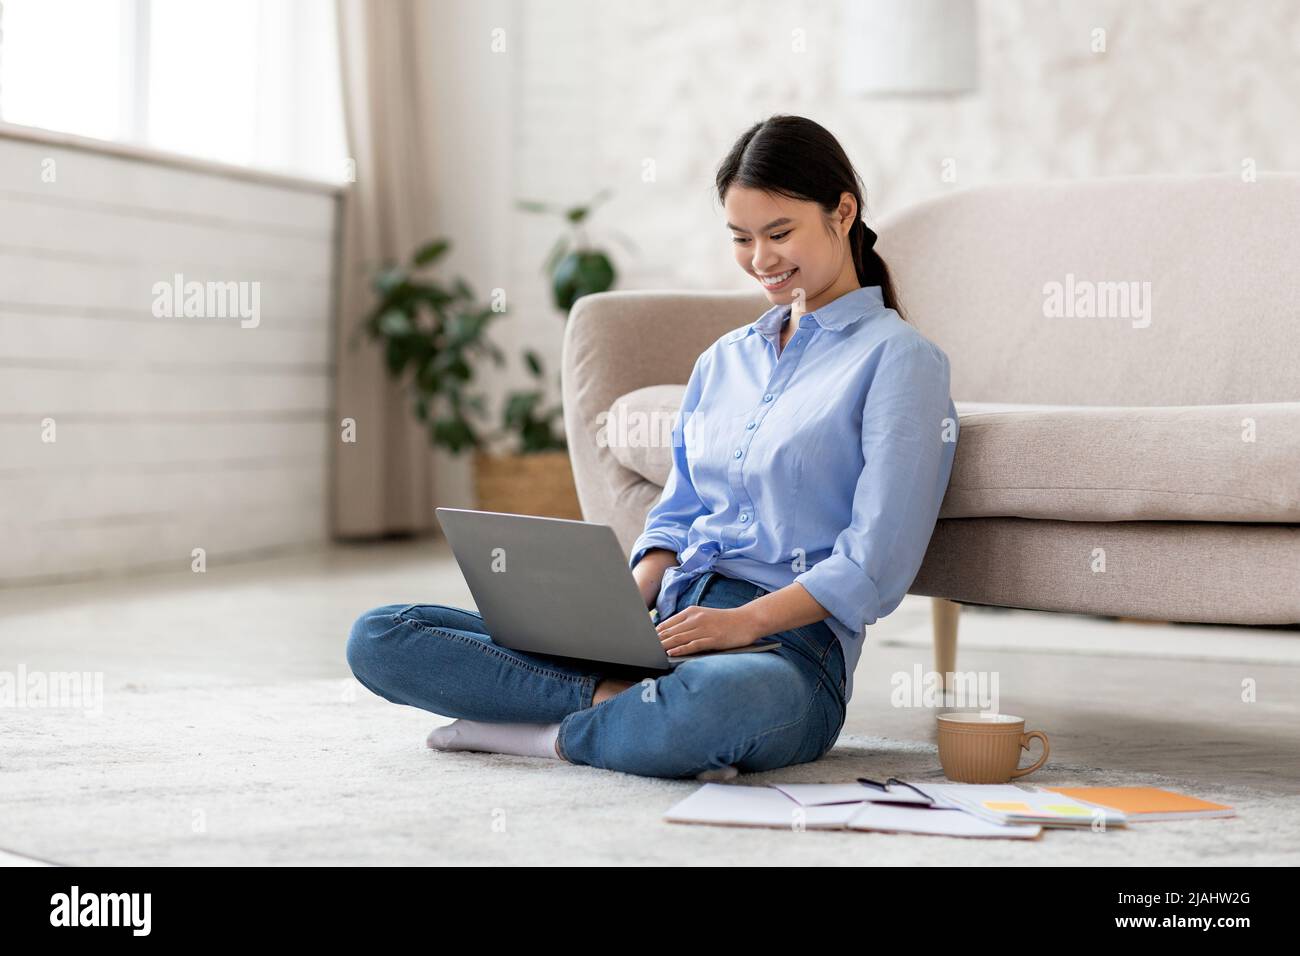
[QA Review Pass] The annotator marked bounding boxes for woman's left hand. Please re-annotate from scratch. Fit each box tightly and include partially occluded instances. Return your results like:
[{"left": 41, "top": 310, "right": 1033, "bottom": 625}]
[{"left": 656, "top": 605, "right": 763, "bottom": 656}]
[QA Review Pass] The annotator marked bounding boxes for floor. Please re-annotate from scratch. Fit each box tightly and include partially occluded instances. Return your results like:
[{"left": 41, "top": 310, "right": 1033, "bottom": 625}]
[{"left": 3, "top": 538, "right": 1297, "bottom": 865}]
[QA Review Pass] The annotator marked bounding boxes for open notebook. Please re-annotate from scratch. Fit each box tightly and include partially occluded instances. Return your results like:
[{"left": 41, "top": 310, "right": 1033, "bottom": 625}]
[
  {"left": 664, "top": 781, "right": 1236, "bottom": 835},
  {"left": 663, "top": 783, "right": 1043, "bottom": 839},
  {"left": 915, "top": 782, "right": 1128, "bottom": 828}
]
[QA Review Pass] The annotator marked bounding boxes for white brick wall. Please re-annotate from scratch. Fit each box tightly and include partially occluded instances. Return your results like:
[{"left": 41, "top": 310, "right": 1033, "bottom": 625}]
[{"left": 0, "top": 132, "right": 338, "bottom": 583}]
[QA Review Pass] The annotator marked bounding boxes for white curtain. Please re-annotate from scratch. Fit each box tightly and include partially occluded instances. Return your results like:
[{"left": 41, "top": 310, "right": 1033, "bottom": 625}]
[{"left": 332, "top": 0, "right": 441, "bottom": 537}]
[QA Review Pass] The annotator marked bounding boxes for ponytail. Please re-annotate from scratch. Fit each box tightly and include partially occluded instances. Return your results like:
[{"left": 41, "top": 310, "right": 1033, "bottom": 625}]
[{"left": 848, "top": 218, "right": 907, "bottom": 321}]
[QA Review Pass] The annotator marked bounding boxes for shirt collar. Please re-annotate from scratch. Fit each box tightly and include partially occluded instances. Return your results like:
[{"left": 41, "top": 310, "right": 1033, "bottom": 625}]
[{"left": 725, "top": 284, "right": 885, "bottom": 345}]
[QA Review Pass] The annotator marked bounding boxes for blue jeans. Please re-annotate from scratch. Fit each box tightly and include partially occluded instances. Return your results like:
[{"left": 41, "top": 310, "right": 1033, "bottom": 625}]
[{"left": 345, "top": 569, "right": 847, "bottom": 779}]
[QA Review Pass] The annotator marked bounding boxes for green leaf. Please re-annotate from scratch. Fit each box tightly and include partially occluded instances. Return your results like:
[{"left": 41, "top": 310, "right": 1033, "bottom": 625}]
[
  {"left": 433, "top": 415, "right": 478, "bottom": 454},
  {"left": 503, "top": 391, "right": 540, "bottom": 427},
  {"left": 447, "top": 356, "right": 472, "bottom": 382},
  {"left": 415, "top": 359, "right": 441, "bottom": 394},
  {"left": 385, "top": 338, "right": 410, "bottom": 375},
  {"left": 377, "top": 309, "right": 411, "bottom": 336},
  {"left": 542, "top": 234, "right": 570, "bottom": 277},
  {"left": 568, "top": 188, "right": 611, "bottom": 224},
  {"left": 373, "top": 265, "right": 408, "bottom": 297},
  {"left": 551, "top": 250, "right": 616, "bottom": 311},
  {"left": 406, "top": 282, "right": 454, "bottom": 310},
  {"left": 412, "top": 238, "right": 450, "bottom": 267}
]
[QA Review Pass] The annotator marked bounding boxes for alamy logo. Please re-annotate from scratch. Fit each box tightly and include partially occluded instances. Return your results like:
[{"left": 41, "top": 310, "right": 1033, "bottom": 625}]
[
  {"left": 152, "top": 273, "right": 261, "bottom": 328},
  {"left": 0, "top": 665, "right": 103, "bottom": 716},
  {"left": 49, "top": 886, "right": 151, "bottom": 936},
  {"left": 1042, "top": 273, "right": 1151, "bottom": 328}
]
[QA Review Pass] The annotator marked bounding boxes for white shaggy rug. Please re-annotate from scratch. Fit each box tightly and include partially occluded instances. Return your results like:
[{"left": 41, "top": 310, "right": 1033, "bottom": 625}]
[{"left": 5, "top": 677, "right": 1294, "bottom": 866}]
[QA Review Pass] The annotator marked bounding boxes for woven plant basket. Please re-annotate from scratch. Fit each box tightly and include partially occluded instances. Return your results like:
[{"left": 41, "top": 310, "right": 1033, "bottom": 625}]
[{"left": 472, "top": 449, "right": 583, "bottom": 519}]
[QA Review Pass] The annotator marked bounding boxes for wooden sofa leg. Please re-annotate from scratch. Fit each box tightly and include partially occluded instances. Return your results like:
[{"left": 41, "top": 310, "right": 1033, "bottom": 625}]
[{"left": 931, "top": 598, "right": 960, "bottom": 691}]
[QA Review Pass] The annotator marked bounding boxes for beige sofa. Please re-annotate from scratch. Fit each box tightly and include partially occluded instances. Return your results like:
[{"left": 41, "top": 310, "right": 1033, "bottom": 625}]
[{"left": 560, "top": 173, "right": 1300, "bottom": 675}]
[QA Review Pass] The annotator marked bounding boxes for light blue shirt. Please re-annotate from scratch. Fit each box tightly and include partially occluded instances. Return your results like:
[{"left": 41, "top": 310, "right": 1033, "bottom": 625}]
[{"left": 628, "top": 284, "right": 958, "bottom": 704}]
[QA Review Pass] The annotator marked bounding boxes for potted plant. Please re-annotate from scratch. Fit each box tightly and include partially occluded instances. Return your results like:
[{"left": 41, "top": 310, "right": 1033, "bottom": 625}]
[
  {"left": 359, "top": 238, "right": 581, "bottom": 518},
  {"left": 362, "top": 191, "right": 628, "bottom": 519},
  {"left": 471, "top": 349, "right": 581, "bottom": 519},
  {"left": 516, "top": 187, "right": 633, "bottom": 312}
]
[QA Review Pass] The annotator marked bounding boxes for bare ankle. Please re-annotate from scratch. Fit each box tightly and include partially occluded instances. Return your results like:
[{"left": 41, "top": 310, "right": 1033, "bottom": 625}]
[{"left": 592, "top": 677, "right": 634, "bottom": 706}]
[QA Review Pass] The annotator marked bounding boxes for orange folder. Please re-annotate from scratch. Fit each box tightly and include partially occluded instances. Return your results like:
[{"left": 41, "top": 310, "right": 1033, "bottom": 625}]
[{"left": 1042, "top": 786, "right": 1235, "bottom": 822}]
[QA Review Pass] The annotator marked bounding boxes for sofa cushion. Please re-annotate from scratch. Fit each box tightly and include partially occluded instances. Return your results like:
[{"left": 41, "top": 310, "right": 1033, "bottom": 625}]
[
  {"left": 606, "top": 387, "right": 1300, "bottom": 523},
  {"left": 603, "top": 384, "right": 688, "bottom": 484}
]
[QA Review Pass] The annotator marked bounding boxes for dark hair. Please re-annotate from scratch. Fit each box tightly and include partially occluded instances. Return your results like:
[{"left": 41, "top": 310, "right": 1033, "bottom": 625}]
[{"left": 714, "top": 114, "right": 905, "bottom": 320}]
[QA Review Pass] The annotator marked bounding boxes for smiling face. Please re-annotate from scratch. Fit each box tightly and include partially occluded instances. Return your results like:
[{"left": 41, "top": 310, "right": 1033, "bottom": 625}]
[{"left": 724, "top": 185, "right": 861, "bottom": 315}]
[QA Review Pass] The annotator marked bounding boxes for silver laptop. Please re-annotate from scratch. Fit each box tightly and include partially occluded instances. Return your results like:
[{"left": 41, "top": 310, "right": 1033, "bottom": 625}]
[{"left": 434, "top": 507, "right": 780, "bottom": 672}]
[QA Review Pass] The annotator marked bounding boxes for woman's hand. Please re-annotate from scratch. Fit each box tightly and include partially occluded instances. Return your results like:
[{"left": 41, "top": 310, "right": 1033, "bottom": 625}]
[{"left": 655, "top": 605, "right": 764, "bottom": 656}]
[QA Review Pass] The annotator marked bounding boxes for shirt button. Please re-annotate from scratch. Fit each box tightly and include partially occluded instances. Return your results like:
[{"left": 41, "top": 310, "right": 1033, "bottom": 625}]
[
  {"left": 733, "top": 449, "right": 742, "bottom": 458},
  {"left": 740, "top": 513, "right": 749, "bottom": 522},
  {"left": 763, "top": 393, "right": 773, "bottom": 402},
  {"left": 746, "top": 421, "right": 756, "bottom": 429}
]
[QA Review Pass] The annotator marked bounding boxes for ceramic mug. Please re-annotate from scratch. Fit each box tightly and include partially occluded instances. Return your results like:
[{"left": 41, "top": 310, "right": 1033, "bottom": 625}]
[{"left": 936, "top": 712, "right": 1050, "bottom": 784}]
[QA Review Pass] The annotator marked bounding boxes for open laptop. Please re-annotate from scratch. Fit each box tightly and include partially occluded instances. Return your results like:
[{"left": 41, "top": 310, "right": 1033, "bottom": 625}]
[{"left": 434, "top": 507, "right": 780, "bottom": 672}]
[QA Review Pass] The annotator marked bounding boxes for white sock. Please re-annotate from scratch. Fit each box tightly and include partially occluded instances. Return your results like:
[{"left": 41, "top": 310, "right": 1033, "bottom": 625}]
[
  {"left": 428, "top": 719, "right": 738, "bottom": 779},
  {"left": 427, "top": 719, "right": 563, "bottom": 760}
]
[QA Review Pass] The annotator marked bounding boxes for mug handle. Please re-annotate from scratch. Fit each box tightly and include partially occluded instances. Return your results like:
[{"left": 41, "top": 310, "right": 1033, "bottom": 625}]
[{"left": 1010, "top": 731, "right": 1050, "bottom": 778}]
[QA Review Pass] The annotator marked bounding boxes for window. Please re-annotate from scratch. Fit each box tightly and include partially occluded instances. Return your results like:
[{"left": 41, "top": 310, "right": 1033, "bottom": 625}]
[{"left": 0, "top": 0, "right": 348, "bottom": 183}]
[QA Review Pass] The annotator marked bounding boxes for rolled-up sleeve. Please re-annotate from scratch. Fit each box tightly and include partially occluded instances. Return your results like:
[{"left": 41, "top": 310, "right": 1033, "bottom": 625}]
[
  {"left": 628, "top": 351, "right": 713, "bottom": 570},
  {"left": 793, "top": 339, "right": 958, "bottom": 635}
]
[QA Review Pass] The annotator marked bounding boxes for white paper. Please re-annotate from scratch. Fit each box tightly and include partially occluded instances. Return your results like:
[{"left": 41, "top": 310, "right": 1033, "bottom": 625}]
[
  {"left": 846, "top": 803, "right": 1042, "bottom": 839},
  {"left": 663, "top": 783, "right": 862, "bottom": 829}
]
